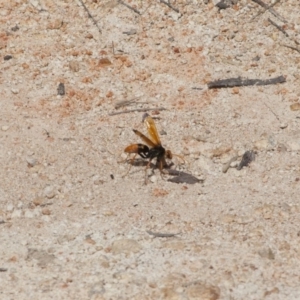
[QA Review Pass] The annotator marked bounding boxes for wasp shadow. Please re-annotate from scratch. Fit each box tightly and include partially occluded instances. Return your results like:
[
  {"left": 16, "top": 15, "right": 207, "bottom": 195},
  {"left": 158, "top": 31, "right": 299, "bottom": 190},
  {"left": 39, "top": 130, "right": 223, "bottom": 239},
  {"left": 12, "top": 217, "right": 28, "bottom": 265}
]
[{"left": 166, "top": 169, "right": 203, "bottom": 185}]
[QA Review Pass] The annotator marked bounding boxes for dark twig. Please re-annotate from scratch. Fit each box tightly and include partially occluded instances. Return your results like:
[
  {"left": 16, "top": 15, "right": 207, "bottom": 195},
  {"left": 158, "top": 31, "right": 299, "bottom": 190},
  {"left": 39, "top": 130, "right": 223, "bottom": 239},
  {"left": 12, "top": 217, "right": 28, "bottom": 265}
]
[
  {"left": 263, "top": 101, "right": 281, "bottom": 122},
  {"left": 114, "top": 97, "right": 142, "bottom": 109},
  {"left": 268, "top": 18, "right": 288, "bottom": 37},
  {"left": 160, "top": 0, "right": 180, "bottom": 14},
  {"left": 207, "top": 76, "right": 286, "bottom": 89},
  {"left": 78, "top": 0, "right": 102, "bottom": 33},
  {"left": 251, "top": 0, "right": 280, "bottom": 20},
  {"left": 251, "top": 0, "right": 286, "bottom": 23},
  {"left": 109, "top": 107, "right": 166, "bottom": 116},
  {"left": 0, "top": 268, "right": 8, "bottom": 272},
  {"left": 282, "top": 44, "right": 300, "bottom": 54},
  {"left": 146, "top": 230, "right": 180, "bottom": 238},
  {"left": 118, "top": 0, "right": 141, "bottom": 15}
]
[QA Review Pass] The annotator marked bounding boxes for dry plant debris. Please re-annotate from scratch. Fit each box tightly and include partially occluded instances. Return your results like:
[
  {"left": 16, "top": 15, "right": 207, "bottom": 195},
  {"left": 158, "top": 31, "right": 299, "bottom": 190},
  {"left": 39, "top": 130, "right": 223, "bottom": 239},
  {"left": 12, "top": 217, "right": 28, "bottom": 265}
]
[{"left": 1, "top": 0, "right": 300, "bottom": 299}]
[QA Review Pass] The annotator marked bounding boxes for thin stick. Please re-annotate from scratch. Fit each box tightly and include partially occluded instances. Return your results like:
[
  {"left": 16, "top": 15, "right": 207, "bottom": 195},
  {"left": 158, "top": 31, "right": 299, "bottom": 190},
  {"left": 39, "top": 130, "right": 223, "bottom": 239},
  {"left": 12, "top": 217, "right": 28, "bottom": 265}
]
[
  {"left": 268, "top": 18, "right": 288, "bottom": 37},
  {"left": 207, "top": 75, "right": 286, "bottom": 89},
  {"left": 112, "top": 41, "right": 115, "bottom": 55},
  {"left": 78, "top": 0, "right": 102, "bottom": 33},
  {"left": 251, "top": 0, "right": 280, "bottom": 21},
  {"left": 109, "top": 107, "right": 166, "bottom": 116},
  {"left": 251, "top": 0, "right": 286, "bottom": 23},
  {"left": 114, "top": 97, "right": 142, "bottom": 109},
  {"left": 115, "top": 101, "right": 149, "bottom": 109},
  {"left": 282, "top": 44, "right": 300, "bottom": 54},
  {"left": 118, "top": 0, "right": 141, "bottom": 15},
  {"left": 160, "top": 0, "right": 180, "bottom": 14},
  {"left": 263, "top": 101, "right": 281, "bottom": 122},
  {"left": 146, "top": 230, "right": 180, "bottom": 238}
]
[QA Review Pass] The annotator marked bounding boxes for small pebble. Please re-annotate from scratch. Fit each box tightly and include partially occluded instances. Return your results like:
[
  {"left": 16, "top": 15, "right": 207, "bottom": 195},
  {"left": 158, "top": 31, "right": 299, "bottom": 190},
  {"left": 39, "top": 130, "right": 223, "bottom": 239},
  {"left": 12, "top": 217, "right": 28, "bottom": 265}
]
[
  {"left": 258, "top": 248, "right": 275, "bottom": 260},
  {"left": 42, "top": 208, "right": 51, "bottom": 215},
  {"left": 33, "top": 197, "right": 43, "bottom": 206},
  {"left": 123, "top": 29, "right": 137, "bottom": 35},
  {"left": 69, "top": 61, "right": 80, "bottom": 72},
  {"left": 1, "top": 125, "right": 9, "bottom": 131},
  {"left": 290, "top": 103, "right": 300, "bottom": 111},
  {"left": 41, "top": 215, "right": 51, "bottom": 222},
  {"left": 255, "top": 139, "right": 268, "bottom": 150},
  {"left": 277, "top": 143, "right": 287, "bottom": 152},
  {"left": 11, "top": 88, "right": 19, "bottom": 94},
  {"left": 11, "top": 25, "right": 19, "bottom": 32},
  {"left": 287, "top": 140, "right": 300, "bottom": 151},
  {"left": 230, "top": 160, "right": 239, "bottom": 168},
  {"left": 4, "top": 55, "right": 12, "bottom": 61},
  {"left": 26, "top": 157, "right": 37, "bottom": 167},
  {"left": 111, "top": 239, "right": 142, "bottom": 254},
  {"left": 57, "top": 83, "right": 65, "bottom": 96},
  {"left": 280, "top": 123, "right": 288, "bottom": 129},
  {"left": 150, "top": 175, "right": 157, "bottom": 183},
  {"left": 6, "top": 204, "right": 14, "bottom": 212},
  {"left": 85, "top": 32, "right": 94, "bottom": 39},
  {"left": 65, "top": 201, "right": 73, "bottom": 207},
  {"left": 43, "top": 186, "right": 55, "bottom": 199},
  {"left": 94, "top": 179, "right": 104, "bottom": 185},
  {"left": 11, "top": 209, "right": 22, "bottom": 218},
  {"left": 102, "top": 210, "right": 115, "bottom": 216},
  {"left": 24, "top": 210, "right": 34, "bottom": 218},
  {"left": 29, "top": 0, "right": 41, "bottom": 9},
  {"left": 47, "top": 19, "right": 63, "bottom": 30}
]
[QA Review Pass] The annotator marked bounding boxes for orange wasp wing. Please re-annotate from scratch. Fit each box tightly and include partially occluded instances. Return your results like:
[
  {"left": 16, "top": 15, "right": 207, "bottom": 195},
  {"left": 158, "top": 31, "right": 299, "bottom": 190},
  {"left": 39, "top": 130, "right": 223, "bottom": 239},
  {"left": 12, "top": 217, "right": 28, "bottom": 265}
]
[
  {"left": 133, "top": 129, "right": 156, "bottom": 148},
  {"left": 144, "top": 115, "right": 161, "bottom": 146}
]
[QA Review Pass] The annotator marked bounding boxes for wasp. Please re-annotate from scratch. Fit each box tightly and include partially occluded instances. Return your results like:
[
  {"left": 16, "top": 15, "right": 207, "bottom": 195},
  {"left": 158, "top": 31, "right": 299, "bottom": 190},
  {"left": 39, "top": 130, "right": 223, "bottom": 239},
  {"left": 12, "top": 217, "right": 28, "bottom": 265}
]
[{"left": 123, "top": 114, "right": 182, "bottom": 182}]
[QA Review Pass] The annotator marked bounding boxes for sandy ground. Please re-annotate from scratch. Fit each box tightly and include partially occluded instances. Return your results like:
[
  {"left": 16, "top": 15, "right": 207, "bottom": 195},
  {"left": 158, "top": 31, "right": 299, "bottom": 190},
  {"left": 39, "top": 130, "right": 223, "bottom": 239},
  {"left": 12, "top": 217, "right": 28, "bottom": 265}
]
[{"left": 1, "top": 0, "right": 300, "bottom": 299}]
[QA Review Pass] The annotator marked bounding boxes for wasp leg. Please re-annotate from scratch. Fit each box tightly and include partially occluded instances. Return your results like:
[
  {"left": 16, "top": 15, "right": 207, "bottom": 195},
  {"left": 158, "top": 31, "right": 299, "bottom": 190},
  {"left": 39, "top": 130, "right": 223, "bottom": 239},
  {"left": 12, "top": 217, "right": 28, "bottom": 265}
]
[
  {"left": 144, "top": 158, "right": 155, "bottom": 184},
  {"left": 159, "top": 159, "right": 166, "bottom": 180},
  {"left": 158, "top": 158, "right": 170, "bottom": 180},
  {"left": 122, "top": 153, "right": 138, "bottom": 178},
  {"left": 118, "top": 153, "right": 129, "bottom": 164}
]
